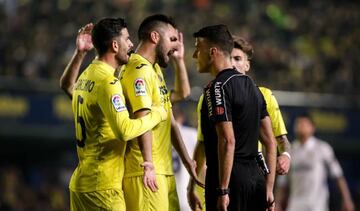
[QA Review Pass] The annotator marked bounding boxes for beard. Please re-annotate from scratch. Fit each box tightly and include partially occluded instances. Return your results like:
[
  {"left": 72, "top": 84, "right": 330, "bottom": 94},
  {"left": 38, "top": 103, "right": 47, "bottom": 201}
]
[
  {"left": 115, "top": 49, "right": 129, "bottom": 66},
  {"left": 155, "top": 41, "right": 169, "bottom": 68}
]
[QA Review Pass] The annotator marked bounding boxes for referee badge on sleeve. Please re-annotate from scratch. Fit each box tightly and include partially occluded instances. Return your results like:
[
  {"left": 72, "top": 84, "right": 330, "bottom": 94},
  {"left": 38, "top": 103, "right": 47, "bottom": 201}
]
[
  {"left": 111, "top": 94, "right": 126, "bottom": 112},
  {"left": 134, "top": 78, "right": 146, "bottom": 96}
]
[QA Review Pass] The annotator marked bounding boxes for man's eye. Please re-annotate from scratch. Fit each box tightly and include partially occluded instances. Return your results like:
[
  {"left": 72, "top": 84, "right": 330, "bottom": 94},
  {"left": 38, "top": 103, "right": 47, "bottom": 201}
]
[{"left": 234, "top": 56, "right": 241, "bottom": 61}]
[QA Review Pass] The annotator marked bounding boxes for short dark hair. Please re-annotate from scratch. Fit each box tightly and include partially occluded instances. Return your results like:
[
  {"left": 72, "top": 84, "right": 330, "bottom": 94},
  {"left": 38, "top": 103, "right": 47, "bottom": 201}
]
[
  {"left": 296, "top": 112, "right": 315, "bottom": 125},
  {"left": 138, "top": 14, "right": 176, "bottom": 41},
  {"left": 233, "top": 35, "right": 254, "bottom": 60},
  {"left": 92, "top": 17, "right": 127, "bottom": 56},
  {"left": 193, "top": 24, "right": 233, "bottom": 55}
]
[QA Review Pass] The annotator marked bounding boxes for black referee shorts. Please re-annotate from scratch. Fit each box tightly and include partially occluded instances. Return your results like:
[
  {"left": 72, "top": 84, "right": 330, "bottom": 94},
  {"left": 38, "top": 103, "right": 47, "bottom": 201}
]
[{"left": 205, "top": 159, "right": 267, "bottom": 211}]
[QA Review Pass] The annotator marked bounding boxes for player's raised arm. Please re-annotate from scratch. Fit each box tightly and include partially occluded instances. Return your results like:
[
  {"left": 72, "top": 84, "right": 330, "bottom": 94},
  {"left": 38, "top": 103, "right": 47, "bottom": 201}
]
[
  {"left": 170, "top": 31, "right": 190, "bottom": 103},
  {"left": 60, "top": 23, "right": 94, "bottom": 99}
]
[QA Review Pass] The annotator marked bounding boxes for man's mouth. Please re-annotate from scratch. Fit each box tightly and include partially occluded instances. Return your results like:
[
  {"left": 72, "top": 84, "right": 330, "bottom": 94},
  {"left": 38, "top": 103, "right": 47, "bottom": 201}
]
[{"left": 127, "top": 49, "right": 134, "bottom": 56}]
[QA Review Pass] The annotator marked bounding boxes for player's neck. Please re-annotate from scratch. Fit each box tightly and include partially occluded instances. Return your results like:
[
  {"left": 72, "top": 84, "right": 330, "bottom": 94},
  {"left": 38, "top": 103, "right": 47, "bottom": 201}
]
[
  {"left": 136, "top": 41, "right": 156, "bottom": 65},
  {"left": 98, "top": 54, "right": 119, "bottom": 70},
  {"left": 210, "top": 57, "right": 233, "bottom": 77}
]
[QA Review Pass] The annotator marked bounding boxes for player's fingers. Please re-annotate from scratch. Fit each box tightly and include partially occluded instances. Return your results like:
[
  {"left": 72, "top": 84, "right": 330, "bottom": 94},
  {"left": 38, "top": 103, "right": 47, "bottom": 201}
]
[
  {"left": 148, "top": 181, "right": 156, "bottom": 192},
  {"left": 84, "top": 23, "right": 94, "bottom": 32},
  {"left": 150, "top": 180, "right": 158, "bottom": 192},
  {"left": 143, "top": 176, "right": 149, "bottom": 189},
  {"left": 178, "top": 32, "right": 183, "bottom": 43},
  {"left": 153, "top": 177, "right": 159, "bottom": 190},
  {"left": 78, "top": 27, "right": 84, "bottom": 34}
]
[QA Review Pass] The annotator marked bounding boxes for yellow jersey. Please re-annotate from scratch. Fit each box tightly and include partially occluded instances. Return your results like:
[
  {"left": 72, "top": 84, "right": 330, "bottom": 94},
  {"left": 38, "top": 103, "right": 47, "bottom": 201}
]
[
  {"left": 69, "top": 59, "right": 164, "bottom": 192},
  {"left": 197, "top": 94, "right": 204, "bottom": 142},
  {"left": 258, "top": 86, "right": 287, "bottom": 151},
  {"left": 120, "top": 53, "right": 173, "bottom": 177},
  {"left": 259, "top": 87, "right": 287, "bottom": 137}
]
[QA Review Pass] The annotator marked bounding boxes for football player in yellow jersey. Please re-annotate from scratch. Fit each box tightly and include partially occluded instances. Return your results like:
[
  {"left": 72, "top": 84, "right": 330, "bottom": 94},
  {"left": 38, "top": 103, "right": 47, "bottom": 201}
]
[
  {"left": 231, "top": 35, "right": 291, "bottom": 175},
  {"left": 120, "top": 14, "right": 202, "bottom": 211},
  {"left": 62, "top": 18, "right": 168, "bottom": 211}
]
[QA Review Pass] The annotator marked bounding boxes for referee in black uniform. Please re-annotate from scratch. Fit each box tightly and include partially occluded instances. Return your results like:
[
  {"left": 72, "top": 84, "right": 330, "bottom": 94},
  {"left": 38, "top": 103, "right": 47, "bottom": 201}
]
[{"left": 192, "top": 25, "right": 277, "bottom": 211}]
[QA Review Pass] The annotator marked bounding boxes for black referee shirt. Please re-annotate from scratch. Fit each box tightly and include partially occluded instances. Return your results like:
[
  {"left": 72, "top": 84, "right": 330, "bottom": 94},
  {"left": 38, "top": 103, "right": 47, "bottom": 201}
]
[{"left": 201, "top": 68, "right": 268, "bottom": 177}]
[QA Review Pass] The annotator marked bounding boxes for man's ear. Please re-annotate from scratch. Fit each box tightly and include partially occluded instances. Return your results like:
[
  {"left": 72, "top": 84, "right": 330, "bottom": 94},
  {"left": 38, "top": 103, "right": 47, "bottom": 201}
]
[
  {"left": 111, "top": 39, "right": 119, "bottom": 53},
  {"left": 150, "top": 31, "right": 160, "bottom": 44},
  {"left": 244, "top": 60, "right": 250, "bottom": 72},
  {"left": 209, "top": 47, "right": 217, "bottom": 56}
]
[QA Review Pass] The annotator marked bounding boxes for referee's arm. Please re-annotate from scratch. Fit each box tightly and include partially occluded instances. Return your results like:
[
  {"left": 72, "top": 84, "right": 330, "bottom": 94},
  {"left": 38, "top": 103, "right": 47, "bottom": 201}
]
[
  {"left": 216, "top": 121, "right": 235, "bottom": 210},
  {"left": 259, "top": 116, "right": 277, "bottom": 210}
]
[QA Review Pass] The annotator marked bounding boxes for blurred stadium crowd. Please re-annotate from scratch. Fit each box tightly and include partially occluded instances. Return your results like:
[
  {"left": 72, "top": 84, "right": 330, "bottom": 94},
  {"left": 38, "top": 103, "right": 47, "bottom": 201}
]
[
  {"left": 0, "top": 0, "right": 359, "bottom": 210},
  {"left": 1, "top": 0, "right": 359, "bottom": 94}
]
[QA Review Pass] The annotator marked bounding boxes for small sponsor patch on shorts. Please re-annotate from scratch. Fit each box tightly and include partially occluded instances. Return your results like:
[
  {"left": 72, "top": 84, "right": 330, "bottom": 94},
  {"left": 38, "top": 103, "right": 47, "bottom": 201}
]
[{"left": 112, "top": 94, "right": 126, "bottom": 112}]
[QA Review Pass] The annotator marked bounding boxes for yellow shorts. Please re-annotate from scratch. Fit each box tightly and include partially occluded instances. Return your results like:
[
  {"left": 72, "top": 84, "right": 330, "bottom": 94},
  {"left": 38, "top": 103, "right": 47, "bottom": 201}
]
[
  {"left": 123, "top": 175, "right": 179, "bottom": 211},
  {"left": 69, "top": 189, "right": 125, "bottom": 211}
]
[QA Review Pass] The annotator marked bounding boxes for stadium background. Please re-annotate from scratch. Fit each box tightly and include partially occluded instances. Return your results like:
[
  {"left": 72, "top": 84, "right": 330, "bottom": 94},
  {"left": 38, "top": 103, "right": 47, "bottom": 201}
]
[{"left": 0, "top": 0, "right": 359, "bottom": 210}]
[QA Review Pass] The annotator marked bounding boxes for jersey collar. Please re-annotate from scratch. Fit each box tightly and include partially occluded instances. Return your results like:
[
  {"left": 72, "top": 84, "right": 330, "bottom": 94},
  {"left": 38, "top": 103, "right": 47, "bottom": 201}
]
[
  {"left": 131, "top": 53, "right": 162, "bottom": 69},
  {"left": 92, "top": 59, "right": 116, "bottom": 75},
  {"left": 215, "top": 67, "right": 238, "bottom": 78}
]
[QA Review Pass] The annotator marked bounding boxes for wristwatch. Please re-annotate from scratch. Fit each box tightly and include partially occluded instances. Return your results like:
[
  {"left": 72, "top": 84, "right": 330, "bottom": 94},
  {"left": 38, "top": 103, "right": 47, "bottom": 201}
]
[{"left": 216, "top": 188, "right": 230, "bottom": 196}]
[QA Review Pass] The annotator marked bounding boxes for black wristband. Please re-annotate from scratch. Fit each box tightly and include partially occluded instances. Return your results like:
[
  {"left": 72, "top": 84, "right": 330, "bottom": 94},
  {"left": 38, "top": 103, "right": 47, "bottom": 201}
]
[{"left": 216, "top": 188, "right": 230, "bottom": 196}]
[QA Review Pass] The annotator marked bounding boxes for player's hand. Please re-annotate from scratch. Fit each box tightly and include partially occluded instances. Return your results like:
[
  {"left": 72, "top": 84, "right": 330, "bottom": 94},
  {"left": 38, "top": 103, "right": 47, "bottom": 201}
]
[
  {"left": 76, "top": 23, "right": 94, "bottom": 53},
  {"left": 217, "top": 195, "right": 229, "bottom": 211},
  {"left": 170, "top": 31, "right": 184, "bottom": 61},
  {"left": 184, "top": 160, "right": 205, "bottom": 188},
  {"left": 266, "top": 191, "right": 275, "bottom": 211},
  {"left": 140, "top": 161, "right": 158, "bottom": 192},
  {"left": 187, "top": 187, "right": 203, "bottom": 211},
  {"left": 276, "top": 154, "right": 290, "bottom": 175}
]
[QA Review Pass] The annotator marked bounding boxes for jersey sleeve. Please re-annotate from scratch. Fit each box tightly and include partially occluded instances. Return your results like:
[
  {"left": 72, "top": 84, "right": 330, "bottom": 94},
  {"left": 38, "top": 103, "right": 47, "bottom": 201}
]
[
  {"left": 197, "top": 94, "right": 204, "bottom": 142},
  {"left": 207, "top": 81, "right": 233, "bottom": 123},
  {"left": 321, "top": 141, "right": 343, "bottom": 178},
  {"left": 258, "top": 88, "right": 268, "bottom": 119},
  {"left": 97, "top": 77, "right": 162, "bottom": 141},
  {"left": 261, "top": 87, "right": 287, "bottom": 137},
  {"left": 122, "top": 65, "right": 155, "bottom": 113}
]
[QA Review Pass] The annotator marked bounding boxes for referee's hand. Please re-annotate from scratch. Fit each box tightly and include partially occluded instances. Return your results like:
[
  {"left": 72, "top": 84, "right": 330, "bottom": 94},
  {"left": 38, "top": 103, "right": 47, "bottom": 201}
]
[
  {"left": 217, "top": 195, "right": 229, "bottom": 211},
  {"left": 266, "top": 191, "right": 275, "bottom": 211}
]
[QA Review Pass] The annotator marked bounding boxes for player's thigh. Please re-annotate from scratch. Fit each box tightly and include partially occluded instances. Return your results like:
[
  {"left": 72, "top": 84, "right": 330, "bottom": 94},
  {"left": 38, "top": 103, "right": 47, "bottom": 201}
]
[
  {"left": 70, "top": 189, "right": 125, "bottom": 211},
  {"left": 166, "top": 175, "right": 180, "bottom": 211},
  {"left": 123, "top": 175, "right": 169, "bottom": 211}
]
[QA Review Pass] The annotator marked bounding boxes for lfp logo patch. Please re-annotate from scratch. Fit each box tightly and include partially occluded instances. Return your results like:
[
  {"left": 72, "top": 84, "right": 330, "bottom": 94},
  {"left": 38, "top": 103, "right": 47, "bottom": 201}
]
[
  {"left": 134, "top": 78, "right": 146, "bottom": 96},
  {"left": 111, "top": 94, "right": 126, "bottom": 112}
]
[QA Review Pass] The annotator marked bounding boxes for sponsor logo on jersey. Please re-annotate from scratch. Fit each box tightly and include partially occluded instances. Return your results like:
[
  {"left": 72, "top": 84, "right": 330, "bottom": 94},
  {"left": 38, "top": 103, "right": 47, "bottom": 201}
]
[
  {"left": 214, "top": 81, "right": 223, "bottom": 106},
  {"left": 111, "top": 94, "right": 126, "bottom": 112},
  {"left": 135, "top": 63, "right": 147, "bottom": 69},
  {"left": 110, "top": 79, "right": 119, "bottom": 85},
  {"left": 215, "top": 106, "right": 224, "bottom": 115},
  {"left": 205, "top": 88, "right": 213, "bottom": 117},
  {"left": 134, "top": 78, "right": 146, "bottom": 96}
]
